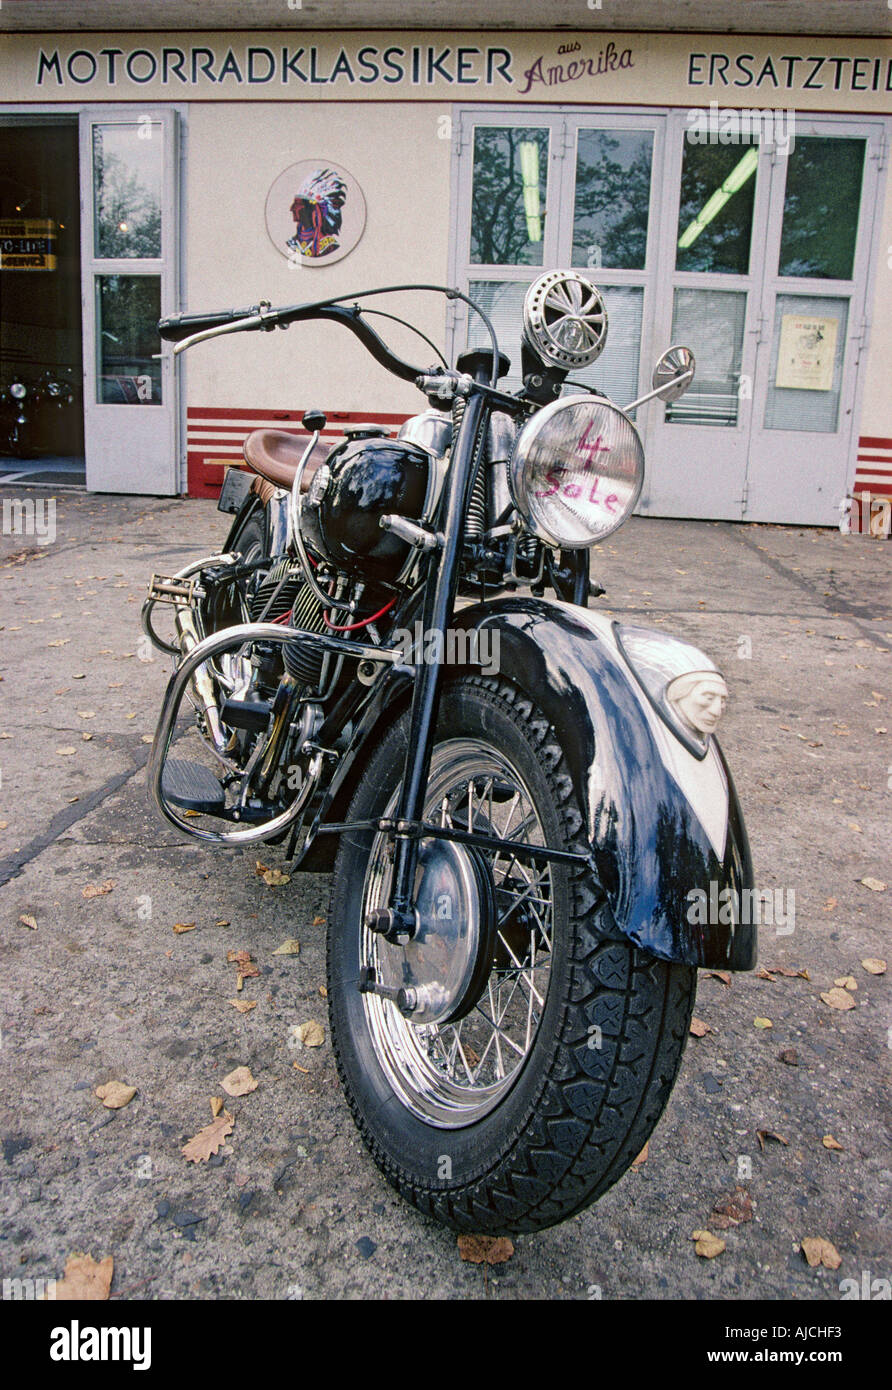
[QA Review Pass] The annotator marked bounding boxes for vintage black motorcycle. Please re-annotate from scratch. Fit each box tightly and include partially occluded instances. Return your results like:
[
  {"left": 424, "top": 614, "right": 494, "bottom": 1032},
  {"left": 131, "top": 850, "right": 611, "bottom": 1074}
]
[{"left": 144, "top": 272, "right": 755, "bottom": 1233}]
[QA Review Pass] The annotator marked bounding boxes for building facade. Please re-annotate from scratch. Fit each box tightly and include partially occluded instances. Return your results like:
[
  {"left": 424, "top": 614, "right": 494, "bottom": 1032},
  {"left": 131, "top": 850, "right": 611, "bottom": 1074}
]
[{"left": 1, "top": 26, "right": 891, "bottom": 524}]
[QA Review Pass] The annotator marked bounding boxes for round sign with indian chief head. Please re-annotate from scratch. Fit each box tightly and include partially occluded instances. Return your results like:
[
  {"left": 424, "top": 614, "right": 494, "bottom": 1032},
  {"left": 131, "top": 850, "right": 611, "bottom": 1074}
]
[{"left": 265, "top": 160, "right": 366, "bottom": 267}]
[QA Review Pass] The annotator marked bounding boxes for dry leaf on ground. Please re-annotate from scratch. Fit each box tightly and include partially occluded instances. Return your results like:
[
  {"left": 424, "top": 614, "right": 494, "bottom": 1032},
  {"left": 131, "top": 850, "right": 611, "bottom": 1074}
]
[
  {"left": 777, "top": 1048, "right": 799, "bottom": 1066},
  {"left": 821, "top": 987, "right": 856, "bottom": 1011},
  {"left": 861, "top": 958, "right": 886, "bottom": 975},
  {"left": 457, "top": 1234, "right": 515, "bottom": 1265},
  {"left": 261, "top": 868, "right": 290, "bottom": 887},
  {"left": 834, "top": 975, "right": 858, "bottom": 991},
  {"left": 182, "top": 1110, "right": 234, "bottom": 1162},
  {"left": 312, "top": 915, "right": 326, "bottom": 926},
  {"left": 631, "top": 1141, "right": 649, "bottom": 1168},
  {"left": 711, "top": 1186, "right": 754, "bottom": 1229},
  {"left": 210, "top": 1096, "right": 223, "bottom": 1117},
  {"left": 822, "top": 1134, "right": 844, "bottom": 1151},
  {"left": 56, "top": 746, "right": 76, "bottom": 756},
  {"left": 95, "top": 1081, "right": 136, "bottom": 1109},
  {"left": 173, "top": 922, "right": 196, "bottom": 934},
  {"left": 19, "top": 914, "right": 37, "bottom": 930},
  {"left": 692, "top": 1230, "right": 726, "bottom": 1258},
  {"left": 52, "top": 1252, "right": 114, "bottom": 1301},
  {"left": 801, "top": 1236, "right": 842, "bottom": 1270},
  {"left": 756, "top": 1129, "right": 789, "bottom": 1150},
  {"left": 689, "top": 1017, "right": 713, "bottom": 1037},
  {"left": 82, "top": 879, "right": 115, "bottom": 899},
  {"left": 860, "top": 877, "right": 886, "bottom": 893},
  {"left": 221, "top": 1066, "right": 258, "bottom": 1097},
  {"left": 709, "top": 971, "right": 731, "bottom": 987},
  {"left": 272, "top": 939, "right": 301, "bottom": 956},
  {"left": 753, "top": 1017, "right": 773, "bottom": 1029},
  {"left": 229, "top": 999, "right": 257, "bottom": 1014},
  {"left": 294, "top": 1020, "right": 325, "bottom": 1048}
]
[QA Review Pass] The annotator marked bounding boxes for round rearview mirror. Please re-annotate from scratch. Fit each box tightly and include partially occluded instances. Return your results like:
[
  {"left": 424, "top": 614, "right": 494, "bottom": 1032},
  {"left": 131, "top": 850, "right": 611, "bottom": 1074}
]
[{"left": 652, "top": 345, "right": 695, "bottom": 403}]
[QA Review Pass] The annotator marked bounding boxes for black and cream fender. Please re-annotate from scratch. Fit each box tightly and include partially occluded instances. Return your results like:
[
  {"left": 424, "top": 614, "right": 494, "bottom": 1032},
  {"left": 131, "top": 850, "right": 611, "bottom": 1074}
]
[{"left": 453, "top": 596, "right": 756, "bottom": 971}]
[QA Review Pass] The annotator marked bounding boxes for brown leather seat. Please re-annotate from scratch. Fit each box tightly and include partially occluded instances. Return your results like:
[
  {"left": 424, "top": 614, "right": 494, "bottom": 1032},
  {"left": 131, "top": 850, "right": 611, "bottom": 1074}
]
[{"left": 243, "top": 428, "right": 326, "bottom": 491}]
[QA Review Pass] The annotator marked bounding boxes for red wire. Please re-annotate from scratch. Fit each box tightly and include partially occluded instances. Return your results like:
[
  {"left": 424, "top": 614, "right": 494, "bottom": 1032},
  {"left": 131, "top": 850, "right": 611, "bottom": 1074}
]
[{"left": 323, "top": 596, "right": 397, "bottom": 632}]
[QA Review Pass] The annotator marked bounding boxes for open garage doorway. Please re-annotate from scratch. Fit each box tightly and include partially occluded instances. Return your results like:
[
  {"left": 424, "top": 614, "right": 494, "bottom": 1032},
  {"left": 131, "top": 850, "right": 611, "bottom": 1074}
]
[{"left": 0, "top": 117, "right": 85, "bottom": 485}]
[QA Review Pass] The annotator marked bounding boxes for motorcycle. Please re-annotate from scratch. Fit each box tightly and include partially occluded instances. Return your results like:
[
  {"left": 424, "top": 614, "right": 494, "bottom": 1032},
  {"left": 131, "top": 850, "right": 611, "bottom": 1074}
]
[
  {"left": 0, "top": 374, "right": 36, "bottom": 458},
  {"left": 144, "top": 272, "right": 755, "bottom": 1233}
]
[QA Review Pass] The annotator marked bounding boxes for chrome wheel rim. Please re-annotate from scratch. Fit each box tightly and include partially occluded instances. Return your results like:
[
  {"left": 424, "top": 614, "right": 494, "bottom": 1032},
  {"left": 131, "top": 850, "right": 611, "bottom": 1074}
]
[{"left": 360, "top": 738, "right": 557, "bottom": 1128}]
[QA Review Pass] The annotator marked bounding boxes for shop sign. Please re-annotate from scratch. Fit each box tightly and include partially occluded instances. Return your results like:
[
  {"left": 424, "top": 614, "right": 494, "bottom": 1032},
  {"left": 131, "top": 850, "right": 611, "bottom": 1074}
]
[{"left": 0, "top": 218, "right": 57, "bottom": 271}]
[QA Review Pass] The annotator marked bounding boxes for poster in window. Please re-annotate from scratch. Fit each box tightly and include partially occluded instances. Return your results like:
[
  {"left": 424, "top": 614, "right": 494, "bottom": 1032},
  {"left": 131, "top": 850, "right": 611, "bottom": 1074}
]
[
  {"left": 775, "top": 314, "right": 838, "bottom": 392},
  {"left": 265, "top": 161, "right": 366, "bottom": 267}
]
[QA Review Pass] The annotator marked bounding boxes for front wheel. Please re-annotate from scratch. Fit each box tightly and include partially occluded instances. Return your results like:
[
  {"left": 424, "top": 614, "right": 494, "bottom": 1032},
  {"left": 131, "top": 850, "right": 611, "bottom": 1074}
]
[{"left": 328, "top": 676, "right": 696, "bottom": 1233}]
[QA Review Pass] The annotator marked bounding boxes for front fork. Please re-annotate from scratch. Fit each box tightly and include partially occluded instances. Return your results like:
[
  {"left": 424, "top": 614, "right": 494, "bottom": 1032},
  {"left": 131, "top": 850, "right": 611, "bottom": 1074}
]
[{"left": 372, "top": 388, "right": 488, "bottom": 944}]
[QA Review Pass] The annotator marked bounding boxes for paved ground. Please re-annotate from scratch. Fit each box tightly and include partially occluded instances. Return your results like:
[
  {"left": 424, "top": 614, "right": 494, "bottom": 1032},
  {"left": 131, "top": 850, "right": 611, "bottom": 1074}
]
[{"left": 0, "top": 484, "right": 889, "bottom": 1300}]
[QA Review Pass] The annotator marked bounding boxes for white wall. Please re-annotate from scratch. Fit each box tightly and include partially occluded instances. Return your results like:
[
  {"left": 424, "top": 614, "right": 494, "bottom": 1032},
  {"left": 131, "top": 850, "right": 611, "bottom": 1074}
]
[
  {"left": 860, "top": 148, "right": 892, "bottom": 438},
  {"left": 183, "top": 101, "right": 453, "bottom": 416}
]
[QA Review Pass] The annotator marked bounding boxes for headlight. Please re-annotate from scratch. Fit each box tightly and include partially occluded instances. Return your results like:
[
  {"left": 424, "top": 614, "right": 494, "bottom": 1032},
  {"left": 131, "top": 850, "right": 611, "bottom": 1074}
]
[
  {"left": 615, "top": 623, "right": 728, "bottom": 756},
  {"left": 508, "top": 395, "right": 644, "bottom": 548},
  {"left": 9, "top": 382, "right": 26, "bottom": 400}
]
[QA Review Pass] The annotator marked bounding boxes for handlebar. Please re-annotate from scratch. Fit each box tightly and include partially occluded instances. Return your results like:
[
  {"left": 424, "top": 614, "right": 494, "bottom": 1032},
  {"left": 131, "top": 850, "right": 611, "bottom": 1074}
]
[{"left": 158, "top": 283, "right": 503, "bottom": 389}]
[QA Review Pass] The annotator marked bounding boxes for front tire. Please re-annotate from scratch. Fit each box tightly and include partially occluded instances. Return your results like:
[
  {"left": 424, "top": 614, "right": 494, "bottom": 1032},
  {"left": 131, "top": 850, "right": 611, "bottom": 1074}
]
[{"left": 327, "top": 676, "right": 696, "bottom": 1233}]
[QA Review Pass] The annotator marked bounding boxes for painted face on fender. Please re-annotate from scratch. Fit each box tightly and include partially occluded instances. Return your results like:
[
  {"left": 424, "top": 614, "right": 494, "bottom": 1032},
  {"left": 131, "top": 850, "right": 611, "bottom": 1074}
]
[{"left": 667, "top": 672, "right": 729, "bottom": 735}]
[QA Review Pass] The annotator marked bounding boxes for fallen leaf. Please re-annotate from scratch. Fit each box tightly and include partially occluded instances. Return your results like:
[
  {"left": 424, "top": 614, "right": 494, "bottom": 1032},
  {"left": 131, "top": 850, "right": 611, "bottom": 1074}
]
[
  {"left": 709, "top": 971, "right": 732, "bottom": 987},
  {"left": 292, "top": 1062, "right": 310, "bottom": 1073},
  {"left": 822, "top": 1134, "right": 844, "bottom": 1151},
  {"left": 215, "top": 919, "right": 230, "bottom": 927},
  {"left": 81, "top": 732, "right": 93, "bottom": 742},
  {"left": 82, "top": 879, "right": 115, "bottom": 899},
  {"left": 228, "top": 999, "right": 257, "bottom": 1013},
  {"left": 173, "top": 921, "right": 196, "bottom": 934},
  {"left": 272, "top": 939, "right": 301, "bottom": 956},
  {"left": 753, "top": 1017, "right": 773, "bottom": 1029},
  {"left": 834, "top": 975, "right": 857, "bottom": 991},
  {"left": 457, "top": 1234, "right": 515, "bottom": 1265},
  {"left": 861, "top": 958, "right": 886, "bottom": 975},
  {"left": 800, "top": 1236, "right": 842, "bottom": 1270},
  {"left": 777, "top": 1048, "right": 799, "bottom": 1066},
  {"left": 820, "top": 987, "right": 856, "bottom": 1011},
  {"left": 221, "top": 1066, "right": 258, "bottom": 1097},
  {"left": 95, "top": 1081, "right": 136, "bottom": 1109},
  {"left": 0, "top": 821, "right": 8, "bottom": 830},
  {"left": 318, "top": 985, "right": 328, "bottom": 997},
  {"left": 823, "top": 898, "right": 838, "bottom": 911},
  {"left": 294, "top": 1020, "right": 325, "bottom": 1048},
  {"left": 182, "top": 1110, "right": 234, "bottom": 1162},
  {"left": 755, "top": 967, "right": 776, "bottom": 981},
  {"left": 77, "top": 710, "right": 95, "bottom": 720},
  {"left": 756, "top": 1129, "right": 789, "bottom": 1150},
  {"left": 691, "top": 1229, "right": 725, "bottom": 1259},
  {"left": 312, "top": 915, "right": 326, "bottom": 926},
  {"left": 254, "top": 859, "right": 270, "bottom": 876},
  {"left": 860, "top": 877, "right": 886, "bottom": 893},
  {"left": 712, "top": 1185, "right": 754, "bottom": 1225},
  {"left": 56, "top": 746, "right": 76, "bottom": 757},
  {"left": 19, "top": 913, "right": 37, "bottom": 930},
  {"left": 210, "top": 1096, "right": 223, "bottom": 1117},
  {"left": 689, "top": 1017, "right": 713, "bottom": 1037},
  {"left": 52, "top": 1252, "right": 114, "bottom": 1300},
  {"left": 631, "top": 1141, "right": 648, "bottom": 1168},
  {"left": 261, "top": 868, "right": 290, "bottom": 887}
]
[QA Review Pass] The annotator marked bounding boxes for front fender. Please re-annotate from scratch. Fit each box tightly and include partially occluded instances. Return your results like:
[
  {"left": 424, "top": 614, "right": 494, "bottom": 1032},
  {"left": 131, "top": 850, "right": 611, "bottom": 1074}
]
[{"left": 454, "top": 597, "right": 756, "bottom": 971}]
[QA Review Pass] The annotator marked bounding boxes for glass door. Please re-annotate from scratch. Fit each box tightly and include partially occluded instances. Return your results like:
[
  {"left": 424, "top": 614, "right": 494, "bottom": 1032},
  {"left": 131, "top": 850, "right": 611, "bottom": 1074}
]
[
  {"left": 79, "top": 109, "right": 179, "bottom": 494},
  {"left": 641, "top": 111, "right": 772, "bottom": 519},
  {"left": 744, "top": 121, "right": 883, "bottom": 525},
  {"left": 451, "top": 108, "right": 664, "bottom": 409}
]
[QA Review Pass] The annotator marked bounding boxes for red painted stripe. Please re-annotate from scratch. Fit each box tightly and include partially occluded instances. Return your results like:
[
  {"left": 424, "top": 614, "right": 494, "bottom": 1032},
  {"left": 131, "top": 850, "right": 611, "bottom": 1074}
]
[
  {"left": 187, "top": 406, "right": 409, "bottom": 422},
  {"left": 858, "top": 436, "right": 892, "bottom": 448},
  {"left": 852, "top": 484, "right": 892, "bottom": 497},
  {"left": 856, "top": 455, "right": 892, "bottom": 465}
]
